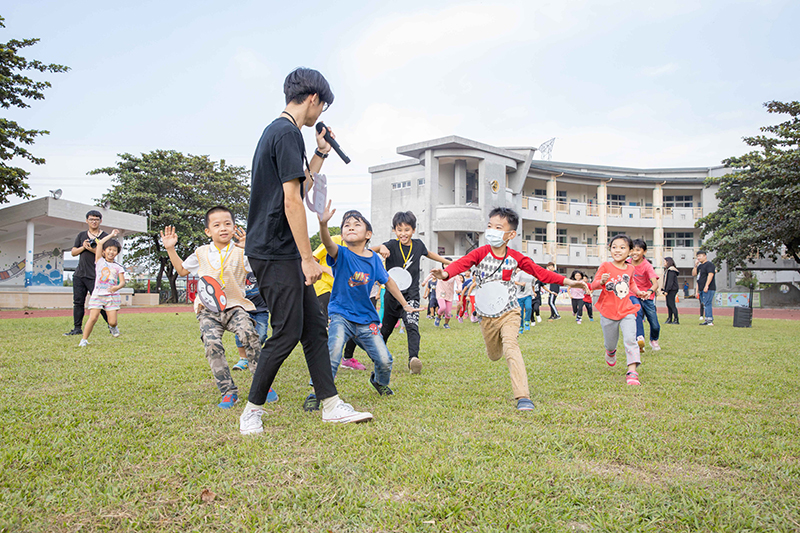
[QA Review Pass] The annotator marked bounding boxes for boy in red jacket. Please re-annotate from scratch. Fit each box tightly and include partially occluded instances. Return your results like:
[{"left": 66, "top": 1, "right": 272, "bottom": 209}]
[{"left": 431, "top": 208, "right": 589, "bottom": 411}]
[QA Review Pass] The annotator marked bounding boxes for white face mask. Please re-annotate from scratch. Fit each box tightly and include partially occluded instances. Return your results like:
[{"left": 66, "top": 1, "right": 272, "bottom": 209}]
[{"left": 485, "top": 228, "right": 507, "bottom": 248}]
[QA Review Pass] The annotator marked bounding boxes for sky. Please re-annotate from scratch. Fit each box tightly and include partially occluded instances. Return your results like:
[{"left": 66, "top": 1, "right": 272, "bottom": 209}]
[{"left": 3, "top": 0, "right": 799, "bottom": 236}]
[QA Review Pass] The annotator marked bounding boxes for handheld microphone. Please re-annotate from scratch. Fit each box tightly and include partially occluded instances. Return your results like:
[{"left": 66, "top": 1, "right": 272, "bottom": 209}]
[{"left": 315, "top": 122, "right": 351, "bottom": 164}]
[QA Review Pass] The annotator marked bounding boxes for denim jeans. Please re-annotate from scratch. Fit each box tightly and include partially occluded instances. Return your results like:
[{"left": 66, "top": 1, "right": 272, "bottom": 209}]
[
  {"left": 700, "top": 290, "right": 715, "bottom": 322},
  {"left": 328, "top": 313, "right": 393, "bottom": 386},
  {"left": 235, "top": 310, "right": 269, "bottom": 348},
  {"left": 629, "top": 296, "right": 660, "bottom": 341},
  {"left": 517, "top": 296, "right": 532, "bottom": 327}
]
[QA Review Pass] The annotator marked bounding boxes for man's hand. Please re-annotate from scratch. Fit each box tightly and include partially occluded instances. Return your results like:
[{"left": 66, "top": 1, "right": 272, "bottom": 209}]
[
  {"left": 318, "top": 199, "right": 336, "bottom": 226},
  {"left": 378, "top": 244, "right": 390, "bottom": 259},
  {"left": 83, "top": 239, "right": 93, "bottom": 250},
  {"left": 160, "top": 226, "right": 178, "bottom": 249},
  {"left": 302, "top": 257, "right": 323, "bottom": 286},
  {"left": 430, "top": 269, "right": 449, "bottom": 280},
  {"left": 233, "top": 227, "right": 247, "bottom": 249},
  {"left": 316, "top": 124, "right": 334, "bottom": 153}
]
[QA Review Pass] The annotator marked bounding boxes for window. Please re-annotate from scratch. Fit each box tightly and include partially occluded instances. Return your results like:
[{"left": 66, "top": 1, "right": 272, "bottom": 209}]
[
  {"left": 608, "top": 194, "right": 626, "bottom": 207},
  {"left": 664, "top": 195, "right": 693, "bottom": 208},
  {"left": 557, "top": 228, "right": 567, "bottom": 244},
  {"left": 534, "top": 227, "right": 546, "bottom": 242},
  {"left": 557, "top": 191, "right": 567, "bottom": 201},
  {"left": 570, "top": 237, "right": 578, "bottom": 244},
  {"left": 466, "top": 171, "right": 479, "bottom": 204},
  {"left": 665, "top": 232, "right": 694, "bottom": 248},
  {"left": 533, "top": 188, "right": 546, "bottom": 198},
  {"left": 392, "top": 180, "right": 411, "bottom": 190},
  {"left": 418, "top": 178, "right": 425, "bottom": 186}
]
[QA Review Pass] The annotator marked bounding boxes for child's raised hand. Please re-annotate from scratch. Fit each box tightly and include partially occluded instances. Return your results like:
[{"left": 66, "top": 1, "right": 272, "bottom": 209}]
[
  {"left": 430, "top": 268, "right": 449, "bottom": 280},
  {"left": 601, "top": 273, "right": 610, "bottom": 284},
  {"left": 318, "top": 200, "right": 336, "bottom": 225},
  {"left": 110, "top": 229, "right": 120, "bottom": 238},
  {"left": 233, "top": 227, "right": 247, "bottom": 249},
  {"left": 378, "top": 244, "right": 390, "bottom": 259},
  {"left": 160, "top": 226, "right": 178, "bottom": 249}
]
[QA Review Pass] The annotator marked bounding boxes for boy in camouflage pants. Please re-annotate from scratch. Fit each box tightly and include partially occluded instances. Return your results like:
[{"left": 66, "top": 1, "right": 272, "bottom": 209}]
[{"left": 162, "top": 206, "right": 262, "bottom": 409}]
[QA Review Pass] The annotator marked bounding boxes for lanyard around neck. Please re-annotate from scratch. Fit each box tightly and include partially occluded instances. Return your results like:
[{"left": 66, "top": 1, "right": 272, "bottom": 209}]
[
  {"left": 398, "top": 239, "right": 413, "bottom": 268},
  {"left": 216, "top": 243, "right": 232, "bottom": 287}
]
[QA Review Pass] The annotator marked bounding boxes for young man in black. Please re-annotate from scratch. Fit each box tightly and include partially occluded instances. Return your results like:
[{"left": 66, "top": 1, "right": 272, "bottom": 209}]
[
  {"left": 64, "top": 210, "right": 111, "bottom": 336},
  {"left": 693, "top": 250, "right": 717, "bottom": 326},
  {"left": 239, "top": 68, "right": 372, "bottom": 435}
]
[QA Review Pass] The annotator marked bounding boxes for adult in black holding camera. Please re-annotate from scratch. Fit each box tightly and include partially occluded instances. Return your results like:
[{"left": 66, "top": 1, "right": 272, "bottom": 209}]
[
  {"left": 64, "top": 210, "right": 110, "bottom": 336},
  {"left": 239, "top": 68, "right": 372, "bottom": 436}
]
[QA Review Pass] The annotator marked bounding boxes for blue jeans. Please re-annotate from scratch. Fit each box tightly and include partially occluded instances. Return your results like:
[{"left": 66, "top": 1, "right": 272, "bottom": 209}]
[
  {"left": 629, "top": 297, "right": 660, "bottom": 341},
  {"left": 700, "top": 290, "right": 715, "bottom": 322},
  {"left": 328, "top": 313, "right": 393, "bottom": 386},
  {"left": 517, "top": 296, "right": 532, "bottom": 327},
  {"left": 235, "top": 310, "right": 269, "bottom": 348}
]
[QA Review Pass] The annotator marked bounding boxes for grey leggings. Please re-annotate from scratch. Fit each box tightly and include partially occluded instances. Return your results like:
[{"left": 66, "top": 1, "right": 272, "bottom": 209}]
[{"left": 600, "top": 314, "right": 641, "bottom": 367}]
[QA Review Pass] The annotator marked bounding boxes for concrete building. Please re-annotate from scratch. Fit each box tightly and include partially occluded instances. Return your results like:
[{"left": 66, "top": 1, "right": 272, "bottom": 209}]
[
  {"left": 0, "top": 196, "right": 149, "bottom": 308},
  {"left": 369, "top": 135, "right": 800, "bottom": 305}
]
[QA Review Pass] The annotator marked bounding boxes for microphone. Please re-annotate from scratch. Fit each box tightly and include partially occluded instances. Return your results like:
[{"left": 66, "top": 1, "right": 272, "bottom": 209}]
[{"left": 315, "top": 122, "right": 351, "bottom": 164}]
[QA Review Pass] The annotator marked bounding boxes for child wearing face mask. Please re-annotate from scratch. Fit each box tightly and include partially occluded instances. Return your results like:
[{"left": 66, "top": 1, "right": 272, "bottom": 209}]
[{"left": 431, "top": 207, "right": 588, "bottom": 411}]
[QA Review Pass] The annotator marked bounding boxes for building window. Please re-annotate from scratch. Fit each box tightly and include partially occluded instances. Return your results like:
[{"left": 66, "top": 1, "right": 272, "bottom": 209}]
[
  {"left": 557, "top": 191, "right": 567, "bottom": 202},
  {"left": 392, "top": 180, "right": 412, "bottom": 191},
  {"left": 608, "top": 194, "right": 626, "bottom": 207},
  {"left": 665, "top": 232, "right": 694, "bottom": 248},
  {"left": 418, "top": 178, "right": 425, "bottom": 186},
  {"left": 466, "top": 171, "right": 479, "bottom": 204},
  {"left": 664, "top": 195, "right": 693, "bottom": 208},
  {"left": 534, "top": 227, "right": 546, "bottom": 242},
  {"left": 533, "top": 188, "right": 546, "bottom": 198},
  {"left": 557, "top": 228, "right": 567, "bottom": 244}
]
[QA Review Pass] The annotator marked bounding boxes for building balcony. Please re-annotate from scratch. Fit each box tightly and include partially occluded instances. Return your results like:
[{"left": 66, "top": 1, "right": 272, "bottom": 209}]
[
  {"left": 663, "top": 247, "right": 699, "bottom": 268},
  {"left": 556, "top": 201, "right": 600, "bottom": 224},
  {"left": 432, "top": 204, "right": 485, "bottom": 232},
  {"left": 662, "top": 207, "right": 702, "bottom": 228},
  {"left": 520, "top": 196, "right": 548, "bottom": 221},
  {"left": 520, "top": 240, "right": 551, "bottom": 263}
]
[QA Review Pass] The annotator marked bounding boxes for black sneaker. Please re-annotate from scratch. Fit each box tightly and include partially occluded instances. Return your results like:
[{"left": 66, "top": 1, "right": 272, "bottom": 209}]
[
  {"left": 370, "top": 373, "right": 394, "bottom": 396},
  {"left": 303, "top": 393, "right": 320, "bottom": 412},
  {"left": 63, "top": 327, "right": 82, "bottom": 336}
]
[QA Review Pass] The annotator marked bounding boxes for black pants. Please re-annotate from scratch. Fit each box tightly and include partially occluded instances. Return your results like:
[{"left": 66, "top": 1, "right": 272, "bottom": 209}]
[
  {"left": 548, "top": 293, "right": 560, "bottom": 318},
  {"left": 73, "top": 275, "right": 107, "bottom": 329},
  {"left": 248, "top": 258, "right": 337, "bottom": 405},
  {"left": 532, "top": 296, "right": 541, "bottom": 317},
  {"left": 666, "top": 290, "right": 679, "bottom": 322},
  {"left": 317, "top": 291, "right": 331, "bottom": 323},
  {"left": 571, "top": 298, "right": 593, "bottom": 319},
  {"left": 377, "top": 293, "right": 420, "bottom": 362}
]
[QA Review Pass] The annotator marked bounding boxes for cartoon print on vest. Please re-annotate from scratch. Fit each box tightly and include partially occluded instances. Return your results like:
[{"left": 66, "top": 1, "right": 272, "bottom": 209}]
[{"left": 605, "top": 274, "right": 631, "bottom": 299}]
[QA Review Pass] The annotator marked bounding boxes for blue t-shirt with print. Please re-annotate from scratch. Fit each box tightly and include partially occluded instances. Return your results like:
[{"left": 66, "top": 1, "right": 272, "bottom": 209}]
[{"left": 328, "top": 245, "right": 389, "bottom": 324}]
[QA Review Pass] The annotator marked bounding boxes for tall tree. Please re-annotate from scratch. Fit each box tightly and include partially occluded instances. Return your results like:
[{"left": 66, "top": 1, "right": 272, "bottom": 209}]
[
  {"left": 92, "top": 150, "right": 250, "bottom": 302},
  {"left": 698, "top": 100, "right": 800, "bottom": 273},
  {"left": 0, "top": 16, "right": 69, "bottom": 203}
]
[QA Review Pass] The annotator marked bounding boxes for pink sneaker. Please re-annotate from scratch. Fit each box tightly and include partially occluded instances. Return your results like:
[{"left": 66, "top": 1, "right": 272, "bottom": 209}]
[
  {"left": 605, "top": 350, "right": 616, "bottom": 367},
  {"left": 341, "top": 357, "right": 367, "bottom": 371},
  {"left": 650, "top": 340, "right": 661, "bottom": 351},
  {"left": 626, "top": 371, "right": 640, "bottom": 386},
  {"left": 458, "top": 316, "right": 464, "bottom": 323}
]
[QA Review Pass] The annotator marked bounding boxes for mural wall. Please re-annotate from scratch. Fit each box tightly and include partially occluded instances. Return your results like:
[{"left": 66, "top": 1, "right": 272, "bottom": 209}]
[{"left": 0, "top": 244, "right": 64, "bottom": 287}]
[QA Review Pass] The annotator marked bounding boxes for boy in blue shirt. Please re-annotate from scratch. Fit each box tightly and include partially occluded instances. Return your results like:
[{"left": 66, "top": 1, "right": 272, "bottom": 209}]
[{"left": 314, "top": 204, "right": 417, "bottom": 400}]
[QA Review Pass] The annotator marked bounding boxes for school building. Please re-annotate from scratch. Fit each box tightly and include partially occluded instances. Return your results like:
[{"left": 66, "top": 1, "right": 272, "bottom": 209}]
[{"left": 369, "top": 135, "right": 800, "bottom": 306}]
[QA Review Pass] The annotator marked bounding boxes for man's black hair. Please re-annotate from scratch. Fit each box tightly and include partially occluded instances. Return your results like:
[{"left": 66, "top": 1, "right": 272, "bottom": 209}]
[
  {"left": 697, "top": 250, "right": 708, "bottom": 256},
  {"left": 488, "top": 207, "right": 519, "bottom": 230},
  {"left": 609, "top": 234, "right": 633, "bottom": 249},
  {"left": 103, "top": 239, "right": 121, "bottom": 251},
  {"left": 284, "top": 68, "right": 334, "bottom": 107},
  {"left": 205, "top": 205, "right": 234, "bottom": 228},
  {"left": 631, "top": 238, "right": 647, "bottom": 251},
  {"left": 341, "top": 210, "right": 372, "bottom": 233},
  {"left": 86, "top": 210, "right": 102, "bottom": 220},
  {"left": 392, "top": 211, "right": 417, "bottom": 230}
]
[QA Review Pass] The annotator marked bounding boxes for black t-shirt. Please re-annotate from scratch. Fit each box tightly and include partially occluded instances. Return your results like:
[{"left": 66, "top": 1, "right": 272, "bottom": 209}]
[
  {"left": 245, "top": 117, "right": 307, "bottom": 261},
  {"left": 383, "top": 238, "right": 429, "bottom": 300},
  {"left": 73, "top": 230, "right": 108, "bottom": 279},
  {"left": 697, "top": 261, "right": 716, "bottom": 291}
]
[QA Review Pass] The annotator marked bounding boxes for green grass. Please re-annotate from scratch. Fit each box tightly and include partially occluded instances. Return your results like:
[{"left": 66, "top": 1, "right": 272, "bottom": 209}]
[{"left": 1, "top": 311, "right": 799, "bottom": 532}]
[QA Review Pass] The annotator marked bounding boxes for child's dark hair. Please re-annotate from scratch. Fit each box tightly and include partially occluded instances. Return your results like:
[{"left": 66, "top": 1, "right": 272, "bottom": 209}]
[
  {"left": 547, "top": 261, "right": 555, "bottom": 268},
  {"left": 392, "top": 211, "right": 417, "bottom": 230},
  {"left": 341, "top": 210, "right": 373, "bottom": 233},
  {"left": 103, "top": 239, "right": 121, "bottom": 252},
  {"left": 284, "top": 67, "right": 334, "bottom": 107},
  {"left": 488, "top": 207, "right": 519, "bottom": 230},
  {"left": 631, "top": 238, "right": 647, "bottom": 251},
  {"left": 664, "top": 256, "right": 676, "bottom": 269},
  {"left": 205, "top": 205, "right": 234, "bottom": 228},
  {"left": 86, "top": 210, "right": 102, "bottom": 220},
  {"left": 609, "top": 234, "right": 633, "bottom": 249},
  {"left": 569, "top": 270, "right": 585, "bottom": 280}
]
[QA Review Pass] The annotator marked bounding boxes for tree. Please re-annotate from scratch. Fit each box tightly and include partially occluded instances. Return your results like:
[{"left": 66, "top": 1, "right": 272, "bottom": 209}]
[
  {"left": 309, "top": 226, "right": 341, "bottom": 252},
  {"left": 0, "top": 16, "right": 69, "bottom": 203},
  {"left": 698, "top": 100, "right": 800, "bottom": 273},
  {"left": 92, "top": 150, "right": 250, "bottom": 302}
]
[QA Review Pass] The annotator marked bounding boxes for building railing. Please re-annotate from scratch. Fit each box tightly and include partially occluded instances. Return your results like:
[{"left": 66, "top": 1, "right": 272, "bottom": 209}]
[
  {"left": 694, "top": 207, "right": 703, "bottom": 219},
  {"left": 587, "top": 245, "right": 600, "bottom": 257},
  {"left": 608, "top": 206, "right": 622, "bottom": 217},
  {"left": 586, "top": 204, "right": 599, "bottom": 217},
  {"left": 641, "top": 207, "right": 654, "bottom": 219},
  {"left": 556, "top": 201, "right": 569, "bottom": 214}
]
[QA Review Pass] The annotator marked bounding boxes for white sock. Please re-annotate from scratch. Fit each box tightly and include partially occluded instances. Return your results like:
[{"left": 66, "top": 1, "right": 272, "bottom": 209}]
[
  {"left": 320, "top": 395, "right": 340, "bottom": 413},
  {"left": 245, "top": 401, "right": 263, "bottom": 411}
]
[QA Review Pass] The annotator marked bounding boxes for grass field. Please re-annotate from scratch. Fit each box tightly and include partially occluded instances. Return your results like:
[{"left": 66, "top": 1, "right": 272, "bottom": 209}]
[{"left": 1, "top": 310, "right": 799, "bottom": 532}]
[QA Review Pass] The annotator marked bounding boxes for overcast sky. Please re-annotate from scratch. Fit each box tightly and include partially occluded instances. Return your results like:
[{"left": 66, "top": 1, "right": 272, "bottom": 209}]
[{"left": 4, "top": 0, "right": 799, "bottom": 234}]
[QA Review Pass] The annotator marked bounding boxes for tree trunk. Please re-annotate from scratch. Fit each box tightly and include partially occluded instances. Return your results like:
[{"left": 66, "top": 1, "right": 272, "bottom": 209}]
[
  {"left": 166, "top": 262, "right": 179, "bottom": 303},
  {"left": 156, "top": 258, "right": 166, "bottom": 300}
]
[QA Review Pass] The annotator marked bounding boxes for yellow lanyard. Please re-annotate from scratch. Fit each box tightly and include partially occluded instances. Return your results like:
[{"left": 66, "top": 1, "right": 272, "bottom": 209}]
[
  {"left": 216, "top": 243, "right": 232, "bottom": 287},
  {"left": 398, "top": 239, "right": 413, "bottom": 269}
]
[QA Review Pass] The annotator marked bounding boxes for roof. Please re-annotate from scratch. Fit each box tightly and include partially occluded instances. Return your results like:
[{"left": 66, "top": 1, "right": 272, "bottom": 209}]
[
  {"left": 527, "top": 161, "right": 715, "bottom": 184},
  {"left": 395, "top": 135, "right": 530, "bottom": 163}
]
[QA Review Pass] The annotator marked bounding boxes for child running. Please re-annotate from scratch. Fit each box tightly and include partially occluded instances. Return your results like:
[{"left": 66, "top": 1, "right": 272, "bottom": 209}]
[
  {"left": 544, "top": 262, "right": 561, "bottom": 320},
  {"left": 457, "top": 270, "right": 474, "bottom": 323},
  {"left": 79, "top": 229, "right": 125, "bottom": 347},
  {"left": 514, "top": 268, "right": 534, "bottom": 333},
  {"left": 568, "top": 270, "right": 592, "bottom": 324},
  {"left": 590, "top": 234, "right": 648, "bottom": 386},
  {"left": 532, "top": 278, "right": 544, "bottom": 325},
  {"left": 316, "top": 205, "right": 417, "bottom": 399},
  {"left": 629, "top": 239, "right": 661, "bottom": 352},
  {"left": 161, "top": 206, "right": 263, "bottom": 408},
  {"left": 582, "top": 276, "right": 595, "bottom": 322},
  {"left": 434, "top": 269, "right": 457, "bottom": 329},
  {"left": 432, "top": 208, "right": 588, "bottom": 411}
]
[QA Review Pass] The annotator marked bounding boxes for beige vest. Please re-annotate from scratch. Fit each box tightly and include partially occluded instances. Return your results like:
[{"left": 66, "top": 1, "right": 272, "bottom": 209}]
[{"left": 193, "top": 244, "right": 255, "bottom": 313}]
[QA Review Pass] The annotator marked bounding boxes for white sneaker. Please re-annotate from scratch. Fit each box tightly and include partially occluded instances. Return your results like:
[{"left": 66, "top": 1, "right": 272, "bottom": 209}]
[
  {"left": 699, "top": 316, "right": 706, "bottom": 322},
  {"left": 109, "top": 326, "right": 121, "bottom": 338},
  {"left": 650, "top": 340, "right": 661, "bottom": 351},
  {"left": 322, "top": 400, "right": 373, "bottom": 424},
  {"left": 78, "top": 339, "right": 89, "bottom": 347},
  {"left": 536, "top": 316, "right": 542, "bottom": 323},
  {"left": 239, "top": 404, "right": 265, "bottom": 435}
]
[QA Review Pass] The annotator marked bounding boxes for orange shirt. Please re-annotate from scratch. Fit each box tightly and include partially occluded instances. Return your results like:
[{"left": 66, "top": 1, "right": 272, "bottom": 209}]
[{"left": 590, "top": 262, "right": 641, "bottom": 320}]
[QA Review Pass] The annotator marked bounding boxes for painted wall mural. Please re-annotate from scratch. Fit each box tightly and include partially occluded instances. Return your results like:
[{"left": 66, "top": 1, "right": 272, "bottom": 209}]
[{"left": 0, "top": 248, "right": 63, "bottom": 287}]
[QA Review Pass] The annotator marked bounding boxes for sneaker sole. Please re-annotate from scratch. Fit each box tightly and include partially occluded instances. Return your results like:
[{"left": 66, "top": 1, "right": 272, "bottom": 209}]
[
  {"left": 240, "top": 426, "right": 264, "bottom": 436},
  {"left": 409, "top": 358, "right": 422, "bottom": 375},
  {"left": 323, "top": 412, "right": 374, "bottom": 424}
]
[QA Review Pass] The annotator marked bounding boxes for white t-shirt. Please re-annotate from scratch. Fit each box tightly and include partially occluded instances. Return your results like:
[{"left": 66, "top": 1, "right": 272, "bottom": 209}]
[{"left": 514, "top": 271, "right": 534, "bottom": 298}]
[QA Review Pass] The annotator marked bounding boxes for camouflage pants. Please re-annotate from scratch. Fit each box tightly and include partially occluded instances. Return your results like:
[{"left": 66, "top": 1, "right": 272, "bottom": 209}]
[{"left": 197, "top": 307, "right": 261, "bottom": 395}]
